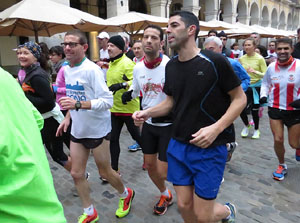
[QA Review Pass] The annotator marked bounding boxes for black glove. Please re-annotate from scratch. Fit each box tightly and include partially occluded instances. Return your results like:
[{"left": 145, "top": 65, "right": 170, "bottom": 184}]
[
  {"left": 109, "top": 83, "right": 125, "bottom": 94},
  {"left": 122, "top": 90, "right": 133, "bottom": 104},
  {"left": 289, "top": 99, "right": 300, "bottom": 108},
  {"left": 259, "top": 97, "right": 267, "bottom": 104}
]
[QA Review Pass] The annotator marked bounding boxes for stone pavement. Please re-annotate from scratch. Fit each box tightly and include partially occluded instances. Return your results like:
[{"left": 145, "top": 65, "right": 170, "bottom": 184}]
[{"left": 49, "top": 110, "right": 300, "bottom": 223}]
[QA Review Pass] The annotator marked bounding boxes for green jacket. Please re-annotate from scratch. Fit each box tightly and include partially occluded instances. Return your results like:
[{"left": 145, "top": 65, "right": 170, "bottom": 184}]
[
  {"left": 0, "top": 67, "right": 66, "bottom": 223},
  {"left": 107, "top": 54, "right": 139, "bottom": 113}
]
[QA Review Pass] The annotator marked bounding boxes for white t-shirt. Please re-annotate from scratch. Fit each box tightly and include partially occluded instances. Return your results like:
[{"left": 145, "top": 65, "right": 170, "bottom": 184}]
[
  {"left": 64, "top": 58, "right": 113, "bottom": 138},
  {"left": 130, "top": 55, "right": 171, "bottom": 126}
]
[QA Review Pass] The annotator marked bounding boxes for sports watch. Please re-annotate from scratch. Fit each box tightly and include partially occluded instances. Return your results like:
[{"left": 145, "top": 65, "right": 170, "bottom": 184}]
[{"left": 75, "top": 101, "right": 81, "bottom": 111}]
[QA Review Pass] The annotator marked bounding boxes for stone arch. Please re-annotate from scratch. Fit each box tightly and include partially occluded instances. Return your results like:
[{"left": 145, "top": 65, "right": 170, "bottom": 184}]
[
  {"left": 220, "top": 0, "right": 234, "bottom": 23},
  {"left": 261, "top": 6, "right": 269, "bottom": 27},
  {"left": 271, "top": 8, "right": 278, "bottom": 29},
  {"left": 236, "top": 0, "right": 248, "bottom": 24},
  {"left": 249, "top": 2, "right": 259, "bottom": 25},
  {"left": 293, "top": 14, "right": 299, "bottom": 30},
  {"left": 129, "top": 0, "right": 147, "bottom": 13},
  {"left": 278, "top": 11, "right": 286, "bottom": 30},
  {"left": 203, "top": 0, "right": 218, "bottom": 21},
  {"left": 287, "top": 13, "right": 292, "bottom": 30}
]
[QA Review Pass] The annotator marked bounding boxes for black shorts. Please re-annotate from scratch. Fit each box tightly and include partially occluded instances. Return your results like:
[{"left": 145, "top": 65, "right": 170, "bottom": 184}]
[
  {"left": 141, "top": 122, "right": 172, "bottom": 162},
  {"left": 70, "top": 133, "right": 111, "bottom": 149},
  {"left": 268, "top": 107, "right": 300, "bottom": 128}
]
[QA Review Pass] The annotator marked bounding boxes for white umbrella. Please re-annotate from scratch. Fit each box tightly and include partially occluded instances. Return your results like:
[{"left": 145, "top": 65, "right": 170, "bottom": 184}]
[
  {"left": 105, "top": 11, "right": 168, "bottom": 35},
  {"left": 0, "top": 0, "right": 117, "bottom": 42},
  {"left": 200, "top": 19, "right": 238, "bottom": 31}
]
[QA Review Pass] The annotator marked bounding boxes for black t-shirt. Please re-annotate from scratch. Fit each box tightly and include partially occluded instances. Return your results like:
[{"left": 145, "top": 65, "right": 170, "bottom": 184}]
[
  {"left": 163, "top": 49, "right": 241, "bottom": 147},
  {"left": 292, "top": 42, "right": 300, "bottom": 59}
]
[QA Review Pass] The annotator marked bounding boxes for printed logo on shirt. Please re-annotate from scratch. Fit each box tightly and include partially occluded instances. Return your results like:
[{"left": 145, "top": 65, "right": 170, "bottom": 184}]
[
  {"left": 139, "top": 75, "right": 146, "bottom": 79},
  {"left": 66, "top": 81, "right": 87, "bottom": 101},
  {"left": 196, "top": 71, "right": 204, "bottom": 76},
  {"left": 288, "top": 74, "right": 295, "bottom": 82},
  {"left": 142, "top": 78, "right": 164, "bottom": 98}
]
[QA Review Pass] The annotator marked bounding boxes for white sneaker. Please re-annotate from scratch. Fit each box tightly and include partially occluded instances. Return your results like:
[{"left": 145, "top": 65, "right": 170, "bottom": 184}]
[
  {"left": 252, "top": 129, "right": 260, "bottom": 139},
  {"left": 241, "top": 125, "right": 251, "bottom": 137}
]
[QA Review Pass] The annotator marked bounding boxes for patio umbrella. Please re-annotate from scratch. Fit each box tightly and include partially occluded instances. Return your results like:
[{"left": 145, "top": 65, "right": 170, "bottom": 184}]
[
  {"left": 0, "top": 0, "right": 117, "bottom": 42},
  {"left": 105, "top": 11, "right": 169, "bottom": 35},
  {"left": 199, "top": 19, "right": 238, "bottom": 31}
]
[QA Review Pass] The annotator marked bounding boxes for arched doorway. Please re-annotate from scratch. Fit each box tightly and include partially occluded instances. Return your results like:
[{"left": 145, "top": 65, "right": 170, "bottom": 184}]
[
  {"left": 287, "top": 13, "right": 292, "bottom": 30},
  {"left": 129, "top": 0, "right": 147, "bottom": 13},
  {"left": 220, "top": 0, "right": 234, "bottom": 23},
  {"left": 278, "top": 11, "right": 286, "bottom": 30},
  {"left": 249, "top": 2, "right": 259, "bottom": 25},
  {"left": 271, "top": 8, "right": 278, "bottom": 29},
  {"left": 261, "top": 6, "right": 269, "bottom": 27},
  {"left": 236, "top": 0, "right": 247, "bottom": 24}
]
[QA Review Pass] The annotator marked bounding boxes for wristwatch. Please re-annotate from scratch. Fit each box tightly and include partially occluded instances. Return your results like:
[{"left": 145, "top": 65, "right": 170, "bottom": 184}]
[
  {"left": 122, "top": 82, "right": 127, "bottom": 88},
  {"left": 75, "top": 101, "right": 81, "bottom": 111}
]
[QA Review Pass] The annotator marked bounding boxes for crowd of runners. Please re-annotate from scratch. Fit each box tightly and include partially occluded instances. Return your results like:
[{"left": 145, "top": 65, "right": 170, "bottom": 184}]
[{"left": 1, "top": 10, "right": 300, "bottom": 223}]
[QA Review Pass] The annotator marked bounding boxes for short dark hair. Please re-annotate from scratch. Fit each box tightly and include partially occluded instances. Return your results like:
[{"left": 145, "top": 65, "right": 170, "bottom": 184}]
[
  {"left": 217, "top": 31, "right": 227, "bottom": 38},
  {"left": 297, "top": 28, "right": 300, "bottom": 34},
  {"left": 49, "top": 46, "right": 65, "bottom": 58},
  {"left": 276, "top": 38, "right": 293, "bottom": 48},
  {"left": 144, "top": 24, "right": 164, "bottom": 41},
  {"left": 65, "top": 29, "right": 87, "bottom": 44},
  {"left": 170, "top": 10, "right": 200, "bottom": 40},
  {"left": 231, "top": 42, "right": 239, "bottom": 49},
  {"left": 208, "top": 29, "right": 218, "bottom": 36},
  {"left": 132, "top": 40, "right": 142, "bottom": 46}
]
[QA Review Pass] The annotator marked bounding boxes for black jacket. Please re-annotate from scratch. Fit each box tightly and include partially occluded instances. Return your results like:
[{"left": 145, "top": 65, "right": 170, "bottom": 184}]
[
  {"left": 19, "top": 64, "right": 55, "bottom": 114},
  {"left": 292, "top": 42, "right": 300, "bottom": 59}
]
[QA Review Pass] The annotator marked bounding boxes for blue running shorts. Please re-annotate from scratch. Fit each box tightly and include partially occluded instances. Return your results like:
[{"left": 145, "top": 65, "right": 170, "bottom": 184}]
[{"left": 167, "top": 138, "right": 227, "bottom": 200}]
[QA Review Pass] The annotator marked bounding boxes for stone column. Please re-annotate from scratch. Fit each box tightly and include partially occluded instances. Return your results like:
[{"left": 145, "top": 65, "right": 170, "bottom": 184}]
[
  {"left": 149, "top": 0, "right": 172, "bottom": 17},
  {"left": 89, "top": 31, "right": 99, "bottom": 62},
  {"left": 106, "top": 0, "right": 129, "bottom": 18},
  {"left": 182, "top": 0, "right": 200, "bottom": 17},
  {"left": 204, "top": 10, "right": 218, "bottom": 21},
  {"left": 222, "top": 13, "right": 238, "bottom": 24}
]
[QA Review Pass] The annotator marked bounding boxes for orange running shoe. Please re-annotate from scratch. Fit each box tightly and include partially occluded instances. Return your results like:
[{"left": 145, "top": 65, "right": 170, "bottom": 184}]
[{"left": 153, "top": 189, "right": 173, "bottom": 215}]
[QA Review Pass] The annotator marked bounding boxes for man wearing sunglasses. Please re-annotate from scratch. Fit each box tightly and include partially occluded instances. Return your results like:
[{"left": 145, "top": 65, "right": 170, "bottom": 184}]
[{"left": 57, "top": 29, "right": 135, "bottom": 223}]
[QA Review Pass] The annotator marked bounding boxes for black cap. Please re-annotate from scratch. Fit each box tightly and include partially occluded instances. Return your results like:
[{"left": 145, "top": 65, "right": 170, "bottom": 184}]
[{"left": 108, "top": 35, "right": 125, "bottom": 51}]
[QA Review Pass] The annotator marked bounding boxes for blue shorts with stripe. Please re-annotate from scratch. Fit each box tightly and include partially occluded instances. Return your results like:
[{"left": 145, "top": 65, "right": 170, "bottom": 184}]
[{"left": 167, "top": 138, "right": 227, "bottom": 200}]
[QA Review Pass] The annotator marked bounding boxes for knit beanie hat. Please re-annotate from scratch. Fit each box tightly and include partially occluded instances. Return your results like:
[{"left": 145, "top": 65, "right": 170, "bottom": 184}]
[
  {"left": 108, "top": 35, "right": 125, "bottom": 51},
  {"left": 18, "top": 41, "right": 42, "bottom": 59}
]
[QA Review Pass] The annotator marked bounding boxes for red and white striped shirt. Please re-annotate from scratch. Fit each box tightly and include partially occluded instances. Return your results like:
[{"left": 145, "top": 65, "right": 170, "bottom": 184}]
[{"left": 261, "top": 59, "right": 300, "bottom": 110}]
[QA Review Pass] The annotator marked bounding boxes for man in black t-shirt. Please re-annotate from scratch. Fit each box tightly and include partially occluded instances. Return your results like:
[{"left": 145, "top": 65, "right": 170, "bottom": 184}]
[{"left": 133, "top": 11, "right": 246, "bottom": 223}]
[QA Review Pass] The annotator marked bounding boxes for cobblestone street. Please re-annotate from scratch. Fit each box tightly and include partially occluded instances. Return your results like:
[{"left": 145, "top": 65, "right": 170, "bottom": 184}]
[{"left": 49, "top": 110, "right": 300, "bottom": 223}]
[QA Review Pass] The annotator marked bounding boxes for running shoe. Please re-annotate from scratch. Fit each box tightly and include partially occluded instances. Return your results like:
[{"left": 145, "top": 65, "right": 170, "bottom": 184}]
[
  {"left": 78, "top": 208, "right": 99, "bottom": 223},
  {"left": 241, "top": 125, "right": 251, "bottom": 138},
  {"left": 226, "top": 142, "right": 238, "bottom": 162},
  {"left": 86, "top": 172, "right": 90, "bottom": 181},
  {"left": 116, "top": 187, "right": 135, "bottom": 218},
  {"left": 128, "top": 142, "right": 141, "bottom": 152},
  {"left": 153, "top": 190, "right": 173, "bottom": 215},
  {"left": 222, "top": 203, "right": 236, "bottom": 223},
  {"left": 296, "top": 149, "right": 300, "bottom": 161},
  {"left": 272, "top": 164, "right": 287, "bottom": 181},
  {"left": 251, "top": 129, "right": 260, "bottom": 139}
]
